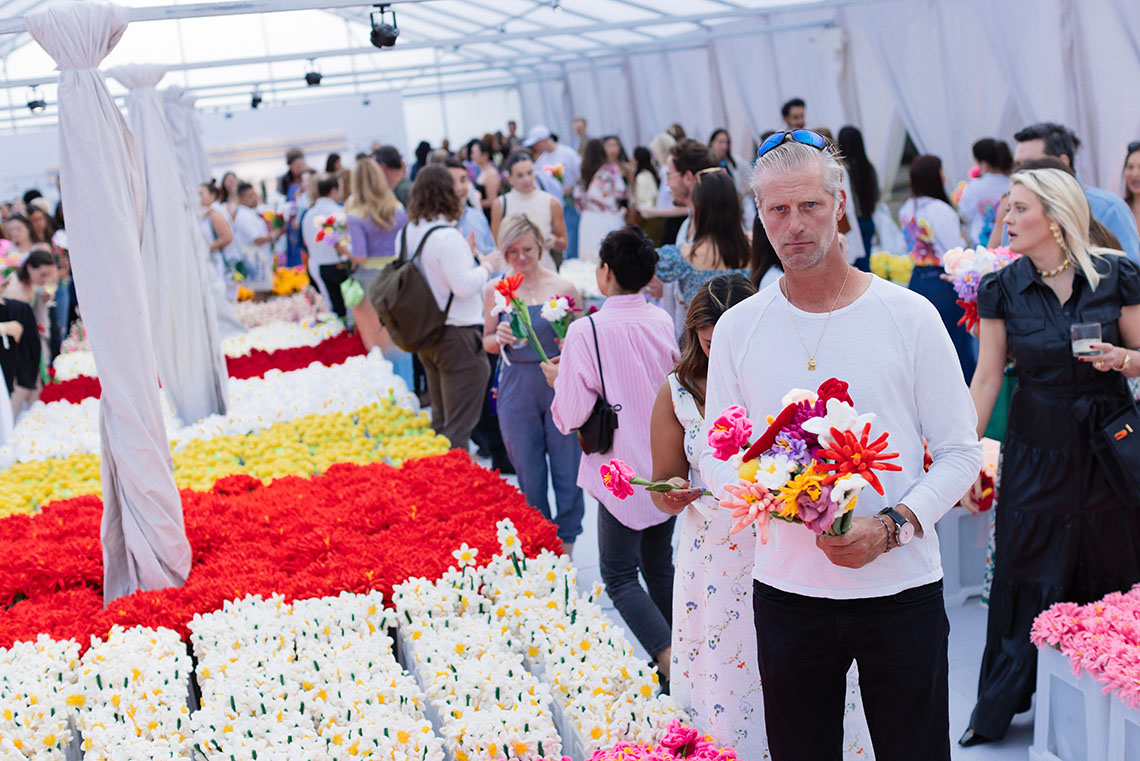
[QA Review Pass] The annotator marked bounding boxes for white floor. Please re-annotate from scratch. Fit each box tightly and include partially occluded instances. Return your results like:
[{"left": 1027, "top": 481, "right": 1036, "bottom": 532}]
[{"left": 476, "top": 453, "right": 1034, "bottom": 760}]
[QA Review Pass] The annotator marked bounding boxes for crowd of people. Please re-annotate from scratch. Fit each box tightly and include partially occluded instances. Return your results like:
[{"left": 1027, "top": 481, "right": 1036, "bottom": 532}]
[{"left": 2, "top": 96, "right": 1140, "bottom": 761}]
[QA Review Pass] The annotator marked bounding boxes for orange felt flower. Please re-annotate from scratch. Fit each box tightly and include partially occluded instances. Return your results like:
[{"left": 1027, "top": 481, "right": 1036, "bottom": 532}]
[
  {"left": 815, "top": 422, "right": 902, "bottom": 495},
  {"left": 494, "top": 273, "right": 525, "bottom": 302}
]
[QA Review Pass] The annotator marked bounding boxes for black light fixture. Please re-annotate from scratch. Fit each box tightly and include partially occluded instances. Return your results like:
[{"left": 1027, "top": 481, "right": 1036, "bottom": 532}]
[
  {"left": 553, "top": 1, "right": 563, "bottom": 12},
  {"left": 250, "top": 89, "right": 263, "bottom": 109},
  {"left": 26, "top": 86, "right": 46, "bottom": 114},
  {"left": 305, "top": 60, "right": 322, "bottom": 87},
  {"left": 370, "top": 4, "right": 399, "bottom": 49}
]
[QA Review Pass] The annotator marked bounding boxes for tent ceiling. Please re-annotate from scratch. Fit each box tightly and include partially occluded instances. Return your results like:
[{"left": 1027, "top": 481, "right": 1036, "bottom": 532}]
[{"left": 0, "top": 0, "right": 871, "bottom": 128}]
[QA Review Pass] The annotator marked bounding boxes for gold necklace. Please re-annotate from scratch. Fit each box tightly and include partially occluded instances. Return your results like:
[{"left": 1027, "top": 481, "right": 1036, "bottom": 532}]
[
  {"left": 782, "top": 266, "right": 852, "bottom": 372},
  {"left": 1036, "top": 258, "right": 1071, "bottom": 278}
]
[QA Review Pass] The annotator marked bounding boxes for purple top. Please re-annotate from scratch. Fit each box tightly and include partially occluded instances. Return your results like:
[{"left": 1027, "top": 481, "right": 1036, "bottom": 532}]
[{"left": 347, "top": 206, "right": 408, "bottom": 263}]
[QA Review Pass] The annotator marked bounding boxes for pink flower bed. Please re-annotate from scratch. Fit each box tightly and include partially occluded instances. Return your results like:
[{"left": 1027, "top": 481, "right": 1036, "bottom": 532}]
[{"left": 1031, "top": 585, "right": 1140, "bottom": 708}]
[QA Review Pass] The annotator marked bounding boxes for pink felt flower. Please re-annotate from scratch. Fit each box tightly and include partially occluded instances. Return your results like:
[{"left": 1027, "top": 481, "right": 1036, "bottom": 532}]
[
  {"left": 659, "top": 720, "right": 700, "bottom": 756},
  {"left": 600, "top": 459, "right": 635, "bottom": 500},
  {"left": 720, "top": 481, "right": 779, "bottom": 542},
  {"left": 796, "top": 483, "right": 839, "bottom": 535},
  {"left": 708, "top": 405, "right": 753, "bottom": 461}
]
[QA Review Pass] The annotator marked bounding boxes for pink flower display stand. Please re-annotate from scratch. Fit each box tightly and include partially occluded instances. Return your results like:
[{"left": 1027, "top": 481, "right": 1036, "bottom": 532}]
[{"left": 1030, "top": 644, "right": 1110, "bottom": 761}]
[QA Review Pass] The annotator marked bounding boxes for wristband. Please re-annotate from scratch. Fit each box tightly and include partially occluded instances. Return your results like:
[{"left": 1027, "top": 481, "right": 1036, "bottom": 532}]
[{"left": 875, "top": 515, "right": 893, "bottom": 553}]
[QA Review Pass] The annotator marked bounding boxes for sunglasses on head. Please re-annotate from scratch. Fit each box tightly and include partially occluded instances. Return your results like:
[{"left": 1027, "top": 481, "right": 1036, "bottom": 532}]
[
  {"left": 757, "top": 129, "right": 829, "bottom": 158},
  {"left": 1129, "top": 140, "right": 1140, "bottom": 153}
]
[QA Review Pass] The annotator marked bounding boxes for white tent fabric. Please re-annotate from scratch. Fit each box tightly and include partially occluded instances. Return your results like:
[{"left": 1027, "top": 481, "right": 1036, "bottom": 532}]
[
  {"left": 107, "top": 62, "right": 229, "bottom": 424},
  {"left": 25, "top": 0, "right": 191, "bottom": 604},
  {"left": 161, "top": 86, "right": 196, "bottom": 200},
  {"left": 181, "top": 91, "right": 213, "bottom": 190}
]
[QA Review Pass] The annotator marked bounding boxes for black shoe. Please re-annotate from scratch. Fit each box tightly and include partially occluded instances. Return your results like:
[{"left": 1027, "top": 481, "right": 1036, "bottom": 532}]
[
  {"left": 491, "top": 455, "right": 515, "bottom": 475},
  {"left": 958, "top": 728, "right": 993, "bottom": 747}
]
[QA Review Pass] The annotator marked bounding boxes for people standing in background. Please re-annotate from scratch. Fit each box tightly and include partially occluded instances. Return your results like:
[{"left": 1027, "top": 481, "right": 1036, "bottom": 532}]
[
  {"left": 527, "top": 126, "right": 582, "bottom": 261},
  {"left": 232, "top": 183, "right": 277, "bottom": 298},
  {"left": 960, "top": 138, "right": 1013, "bottom": 247},
  {"left": 575, "top": 139, "right": 629, "bottom": 262},
  {"left": 484, "top": 215, "right": 584, "bottom": 549},
  {"left": 467, "top": 139, "right": 501, "bottom": 222},
  {"left": 505, "top": 120, "right": 522, "bottom": 152},
  {"left": 277, "top": 148, "right": 309, "bottom": 268},
  {"left": 546, "top": 226, "right": 680, "bottom": 684},
  {"left": 446, "top": 158, "right": 495, "bottom": 255},
  {"left": 198, "top": 181, "right": 241, "bottom": 301},
  {"left": 632, "top": 146, "right": 664, "bottom": 244},
  {"left": 374, "top": 145, "right": 414, "bottom": 207},
  {"left": 219, "top": 172, "right": 239, "bottom": 218},
  {"left": 0, "top": 293, "right": 40, "bottom": 419},
  {"left": 406, "top": 165, "right": 505, "bottom": 453},
  {"left": 899, "top": 154, "right": 975, "bottom": 383},
  {"left": 643, "top": 131, "right": 685, "bottom": 245},
  {"left": 4, "top": 215, "right": 36, "bottom": 263},
  {"left": 302, "top": 173, "right": 350, "bottom": 319},
  {"left": 780, "top": 97, "right": 806, "bottom": 129},
  {"left": 836, "top": 126, "right": 880, "bottom": 267},
  {"left": 665, "top": 139, "right": 718, "bottom": 247},
  {"left": 410, "top": 141, "right": 431, "bottom": 181},
  {"left": 3, "top": 248, "right": 58, "bottom": 367},
  {"left": 491, "top": 152, "right": 566, "bottom": 270},
  {"left": 325, "top": 153, "right": 343, "bottom": 174},
  {"left": 1122, "top": 140, "right": 1140, "bottom": 235},
  {"left": 26, "top": 201, "right": 55, "bottom": 247},
  {"left": 572, "top": 117, "right": 589, "bottom": 153},
  {"left": 1011, "top": 122, "right": 1140, "bottom": 261},
  {"left": 749, "top": 215, "right": 784, "bottom": 291}
]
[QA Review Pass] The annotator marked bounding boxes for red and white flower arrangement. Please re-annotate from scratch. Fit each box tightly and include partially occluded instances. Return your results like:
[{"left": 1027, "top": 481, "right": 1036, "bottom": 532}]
[{"left": 941, "top": 245, "right": 1020, "bottom": 332}]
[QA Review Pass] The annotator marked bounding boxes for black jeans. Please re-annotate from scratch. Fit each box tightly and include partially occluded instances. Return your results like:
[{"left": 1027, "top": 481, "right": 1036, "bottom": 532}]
[
  {"left": 597, "top": 503, "right": 675, "bottom": 658},
  {"left": 753, "top": 579, "right": 950, "bottom": 761},
  {"left": 318, "top": 263, "right": 349, "bottom": 318}
]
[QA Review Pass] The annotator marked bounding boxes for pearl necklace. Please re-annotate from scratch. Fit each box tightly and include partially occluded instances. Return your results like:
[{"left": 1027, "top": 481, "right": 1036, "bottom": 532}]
[{"left": 1036, "top": 258, "right": 1071, "bottom": 278}]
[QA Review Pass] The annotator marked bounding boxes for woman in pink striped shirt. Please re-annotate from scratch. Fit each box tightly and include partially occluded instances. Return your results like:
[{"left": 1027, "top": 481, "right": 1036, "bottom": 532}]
[{"left": 543, "top": 226, "right": 681, "bottom": 681}]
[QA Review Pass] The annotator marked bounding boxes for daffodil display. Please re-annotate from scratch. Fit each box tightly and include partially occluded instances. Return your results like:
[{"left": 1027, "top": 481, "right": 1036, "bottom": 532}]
[{"left": 0, "top": 400, "right": 449, "bottom": 517}]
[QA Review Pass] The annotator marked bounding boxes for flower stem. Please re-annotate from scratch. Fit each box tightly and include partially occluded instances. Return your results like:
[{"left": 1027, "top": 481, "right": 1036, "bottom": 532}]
[{"left": 511, "top": 298, "right": 550, "bottom": 363}]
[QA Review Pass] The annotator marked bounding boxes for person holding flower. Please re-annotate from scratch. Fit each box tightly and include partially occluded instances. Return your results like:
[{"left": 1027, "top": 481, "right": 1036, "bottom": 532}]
[
  {"left": 700, "top": 130, "right": 982, "bottom": 761},
  {"left": 545, "top": 226, "right": 680, "bottom": 680},
  {"left": 302, "top": 173, "right": 351, "bottom": 319},
  {"left": 960, "top": 167, "right": 1140, "bottom": 746},
  {"left": 483, "top": 215, "right": 585, "bottom": 554}
]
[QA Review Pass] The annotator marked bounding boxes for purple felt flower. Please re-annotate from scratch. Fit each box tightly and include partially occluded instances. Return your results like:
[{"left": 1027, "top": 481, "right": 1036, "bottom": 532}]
[
  {"left": 772, "top": 430, "right": 812, "bottom": 466},
  {"left": 790, "top": 399, "right": 827, "bottom": 450}
]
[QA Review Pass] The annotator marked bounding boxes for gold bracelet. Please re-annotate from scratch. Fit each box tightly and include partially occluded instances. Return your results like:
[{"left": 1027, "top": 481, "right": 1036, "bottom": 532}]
[{"left": 1119, "top": 350, "right": 1133, "bottom": 372}]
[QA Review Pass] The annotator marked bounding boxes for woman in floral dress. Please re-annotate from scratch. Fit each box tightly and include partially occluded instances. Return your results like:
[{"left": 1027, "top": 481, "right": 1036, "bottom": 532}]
[{"left": 650, "top": 274, "right": 872, "bottom": 760}]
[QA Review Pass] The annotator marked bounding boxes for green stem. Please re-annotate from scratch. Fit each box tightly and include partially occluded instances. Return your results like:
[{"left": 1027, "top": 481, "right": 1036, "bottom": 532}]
[
  {"left": 512, "top": 298, "right": 550, "bottom": 363},
  {"left": 630, "top": 477, "right": 713, "bottom": 496}
]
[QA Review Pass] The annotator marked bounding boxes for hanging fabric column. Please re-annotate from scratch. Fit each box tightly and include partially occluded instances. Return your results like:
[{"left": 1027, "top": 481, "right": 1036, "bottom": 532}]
[
  {"left": 107, "top": 63, "right": 228, "bottom": 424},
  {"left": 181, "top": 92, "right": 213, "bottom": 192},
  {"left": 162, "top": 86, "right": 247, "bottom": 340},
  {"left": 25, "top": 1, "right": 191, "bottom": 604}
]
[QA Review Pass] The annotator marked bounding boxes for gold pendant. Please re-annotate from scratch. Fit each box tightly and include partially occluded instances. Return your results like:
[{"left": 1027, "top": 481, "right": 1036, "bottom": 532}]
[{"left": 808, "top": 357, "right": 817, "bottom": 371}]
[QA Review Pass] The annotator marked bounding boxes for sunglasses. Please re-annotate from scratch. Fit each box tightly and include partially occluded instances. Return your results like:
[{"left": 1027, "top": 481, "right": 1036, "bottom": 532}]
[
  {"left": 757, "top": 129, "right": 829, "bottom": 158},
  {"left": 1129, "top": 140, "right": 1140, "bottom": 153}
]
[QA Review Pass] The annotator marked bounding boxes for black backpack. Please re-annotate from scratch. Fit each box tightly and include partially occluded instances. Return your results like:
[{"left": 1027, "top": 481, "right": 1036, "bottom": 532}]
[{"left": 368, "top": 225, "right": 448, "bottom": 352}]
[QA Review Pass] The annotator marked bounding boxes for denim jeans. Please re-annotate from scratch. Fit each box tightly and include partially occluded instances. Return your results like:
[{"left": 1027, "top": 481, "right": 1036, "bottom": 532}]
[
  {"left": 563, "top": 199, "right": 580, "bottom": 260},
  {"left": 753, "top": 579, "right": 950, "bottom": 761},
  {"left": 597, "top": 503, "right": 675, "bottom": 658}
]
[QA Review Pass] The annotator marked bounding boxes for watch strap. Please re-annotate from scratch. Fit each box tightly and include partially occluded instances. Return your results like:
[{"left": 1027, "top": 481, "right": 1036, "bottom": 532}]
[{"left": 877, "top": 506, "right": 910, "bottom": 543}]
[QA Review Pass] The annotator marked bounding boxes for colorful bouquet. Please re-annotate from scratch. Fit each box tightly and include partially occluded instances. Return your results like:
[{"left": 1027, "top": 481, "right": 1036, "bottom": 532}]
[
  {"left": 494, "top": 273, "right": 551, "bottom": 362},
  {"left": 709, "top": 378, "right": 901, "bottom": 539},
  {"left": 600, "top": 459, "right": 712, "bottom": 500},
  {"left": 0, "top": 241, "right": 17, "bottom": 278},
  {"left": 314, "top": 211, "right": 348, "bottom": 250},
  {"left": 942, "top": 245, "right": 1020, "bottom": 331},
  {"left": 542, "top": 164, "right": 565, "bottom": 184},
  {"left": 261, "top": 209, "right": 285, "bottom": 230},
  {"left": 540, "top": 294, "right": 581, "bottom": 339}
]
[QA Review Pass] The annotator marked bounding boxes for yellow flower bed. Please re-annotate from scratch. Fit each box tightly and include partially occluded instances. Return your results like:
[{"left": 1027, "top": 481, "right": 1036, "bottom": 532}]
[
  {"left": 0, "top": 400, "right": 450, "bottom": 517},
  {"left": 869, "top": 251, "right": 915, "bottom": 285},
  {"left": 272, "top": 266, "right": 310, "bottom": 296}
]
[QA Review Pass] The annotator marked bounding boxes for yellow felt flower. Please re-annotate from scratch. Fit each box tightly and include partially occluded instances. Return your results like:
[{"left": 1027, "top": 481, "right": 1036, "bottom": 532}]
[{"left": 775, "top": 465, "right": 829, "bottom": 519}]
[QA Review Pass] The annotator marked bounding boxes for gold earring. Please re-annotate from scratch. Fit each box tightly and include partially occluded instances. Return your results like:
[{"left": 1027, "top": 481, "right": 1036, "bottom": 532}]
[{"left": 1050, "top": 223, "right": 1066, "bottom": 250}]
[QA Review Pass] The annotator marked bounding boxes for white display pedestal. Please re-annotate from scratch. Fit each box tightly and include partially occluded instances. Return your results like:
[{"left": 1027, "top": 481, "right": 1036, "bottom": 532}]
[
  {"left": 935, "top": 506, "right": 990, "bottom": 607},
  {"left": 1107, "top": 696, "right": 1140, "bottom": 761},
  {"left": 1030, "top": 644, "right": 1111, "bottom": 761}
]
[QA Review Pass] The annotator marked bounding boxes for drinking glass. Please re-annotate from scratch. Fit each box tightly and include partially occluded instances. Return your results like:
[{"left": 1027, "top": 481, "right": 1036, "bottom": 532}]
[{"left": 1071, "top": 322, "right": 1102, "bottom": 357}]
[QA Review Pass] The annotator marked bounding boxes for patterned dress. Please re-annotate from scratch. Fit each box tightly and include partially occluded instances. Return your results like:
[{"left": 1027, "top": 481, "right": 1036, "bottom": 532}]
[{"left": 668, "top": 374, "right": 872, "bottom": 759}]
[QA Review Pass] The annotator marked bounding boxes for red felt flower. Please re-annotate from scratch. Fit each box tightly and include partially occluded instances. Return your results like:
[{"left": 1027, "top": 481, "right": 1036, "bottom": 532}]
[
  {"left": 315, "top": 229, "right": 326, "bottom": 242},
  {"left": 742, "top": 402, "right": 798, "bottom": 462},
  {"left": 815, "top": 422, "right": 902, "bottom": 495},
  {"left": 957, "top": 299, "right": 980, "bottom": 332},
  {"left": 816, "top": 377, "right": 853, "bottom": 406},
  {"left": 494, "top": 273, "right": 525, "bottom": 302}
]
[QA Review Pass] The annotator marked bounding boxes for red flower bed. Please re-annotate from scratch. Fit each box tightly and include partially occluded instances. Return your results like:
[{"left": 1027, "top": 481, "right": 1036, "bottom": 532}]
[
  {"left": 40, "top": 331, "right": 367, "bottom": 404},
  {"left": 0, "top": 451, "right": 560, "bottom": 649}
]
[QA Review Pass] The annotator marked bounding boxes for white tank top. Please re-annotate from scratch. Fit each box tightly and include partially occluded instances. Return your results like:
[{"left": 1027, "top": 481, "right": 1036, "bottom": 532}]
[{"left": 502, "top": 188, "right": 554, "bottom": 241}]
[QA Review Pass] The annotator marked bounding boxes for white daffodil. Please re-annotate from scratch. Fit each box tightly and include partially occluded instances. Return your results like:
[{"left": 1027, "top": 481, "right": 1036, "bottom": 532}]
[
  {"left": 829, "top": 473, "right": 869, "bottom": 509},
  {"left": 451, "top": 543, "right": 478, "bottom": 567},
  {"left": 751, "top": 453, "right": 798, "bottom": 490},
  {"left": 491, "top": 288, "right": 513, "bottom": 317},
  {"left": 800, "top": 397, "right": 877, "bottom": 449}
]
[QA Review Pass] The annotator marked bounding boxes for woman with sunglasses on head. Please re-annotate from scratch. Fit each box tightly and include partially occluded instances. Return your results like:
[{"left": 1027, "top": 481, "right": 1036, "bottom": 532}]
[{"left": 651, "top": 169, "right": 750, "bottom": 337}]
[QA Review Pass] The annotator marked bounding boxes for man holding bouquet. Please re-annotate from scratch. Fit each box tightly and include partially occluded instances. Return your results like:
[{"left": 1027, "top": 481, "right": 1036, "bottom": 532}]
[{"left": 699, "top": 130, "right": 982, "bottom": 761}]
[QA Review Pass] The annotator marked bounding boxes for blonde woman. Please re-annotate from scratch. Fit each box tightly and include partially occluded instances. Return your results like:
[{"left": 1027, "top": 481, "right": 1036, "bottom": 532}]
[
  {"left": 961, "top": 167, "right": 1140, "bottom": 746},
  {"left": 483, "top": 214, "right": 585, "bottom": 552},
  {"left": 348, "top": 158, "right": 407, "bottom": 351}
]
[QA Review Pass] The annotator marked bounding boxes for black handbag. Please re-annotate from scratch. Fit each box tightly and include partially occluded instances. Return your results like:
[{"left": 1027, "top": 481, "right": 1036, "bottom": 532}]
[
  {"left": 1099, "top": 390, "right": 1140, "bottom": 508},
  {"left": 576, "top": 315, "right": 621, "bottom": 455}
]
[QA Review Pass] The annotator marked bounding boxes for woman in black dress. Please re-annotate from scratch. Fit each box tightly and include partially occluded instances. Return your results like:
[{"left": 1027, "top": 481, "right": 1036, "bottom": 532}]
[{"left": 961, "top": 167, "right": 1140, "bottom": 745}]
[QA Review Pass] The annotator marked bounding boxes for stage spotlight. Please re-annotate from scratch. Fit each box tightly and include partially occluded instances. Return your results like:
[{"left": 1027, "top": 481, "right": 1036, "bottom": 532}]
[
  {"left": 553, "top": 1, "right": 562, "bottom": 12},
  {"left": 251, "top": 90, "right": 263, "bottom": 109},
  {"left": 26, "top": 86, "right": 45, "bottom": 114},
  {"left": 305, "top": 60, "right": 322, "bottom": 87},
  {"left": 370, "top": 4, "right": 399, "bottom": 49}
]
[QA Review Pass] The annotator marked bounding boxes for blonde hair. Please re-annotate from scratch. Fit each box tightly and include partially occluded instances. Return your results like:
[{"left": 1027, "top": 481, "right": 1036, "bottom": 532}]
[
  {"left": 497, "top": 214, "right": 544, "bottom": 258},
  {"left": 348, "top": 158, "right": 399, "bottom": 230},
  {"left": 1010, "top": 167, "right": 1123, "bottom": 291}
]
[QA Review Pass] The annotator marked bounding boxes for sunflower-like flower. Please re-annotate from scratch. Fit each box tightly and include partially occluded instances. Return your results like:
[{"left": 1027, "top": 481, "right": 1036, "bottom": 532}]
[{"left": 775, "top": 465, "right": 829, "bottom": 520}]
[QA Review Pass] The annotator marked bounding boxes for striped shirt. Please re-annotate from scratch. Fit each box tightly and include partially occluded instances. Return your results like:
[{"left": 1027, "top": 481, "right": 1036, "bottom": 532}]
[{"left": 551, "top": 294, "right": 680, "bottom": 529}]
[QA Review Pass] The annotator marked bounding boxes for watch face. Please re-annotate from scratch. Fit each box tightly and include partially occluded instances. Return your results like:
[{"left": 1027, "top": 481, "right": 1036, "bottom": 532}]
[{"left": 897, "top": 521, "right": 915, "bottom": 545}]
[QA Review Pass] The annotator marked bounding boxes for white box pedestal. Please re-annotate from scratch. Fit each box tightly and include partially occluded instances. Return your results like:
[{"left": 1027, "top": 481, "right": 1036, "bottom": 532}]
[
  {"left": 1030, "top": 644, "right": 1111, "bottom": 761},
  {"left": 1108, "top": 696, "right": 1140, "bottom": 761},
  {"left": 935, "top": 507, "right": 990, "bottom": 607}
]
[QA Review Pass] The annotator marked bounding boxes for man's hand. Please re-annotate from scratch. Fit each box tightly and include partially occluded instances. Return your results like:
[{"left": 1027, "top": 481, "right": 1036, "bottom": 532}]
[{"left": 816, "top": 516, "right": 889, "bottom": 569}]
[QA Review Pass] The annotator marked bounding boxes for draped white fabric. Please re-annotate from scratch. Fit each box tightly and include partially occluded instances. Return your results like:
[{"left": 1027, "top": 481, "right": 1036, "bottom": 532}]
[
  {"left": 161, "top": 86, "right": 197, "bottom": 200},
  {"left": 107, "top": 63, "right": 228, "bottom": 424},
  {"left": 516, "top": 0, "right": 1140, "bottom": 203},
  {"left": 25, "top": 0, "right": 191, "bottom": 604},
  {"left": 181, "top": 92, "right": 213, "bottom": 190},
  {"left": 0, "top": 373, "right": 12, "bottom": 448}
]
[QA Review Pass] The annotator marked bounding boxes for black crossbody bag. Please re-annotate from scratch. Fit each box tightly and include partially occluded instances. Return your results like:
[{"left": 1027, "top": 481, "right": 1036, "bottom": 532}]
[
  {"left": 1099, "top": 389, "right": 1140, "bottom": 508},
  {"left": 576, "top": 315, "right": 621, "bottom": 455}
]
